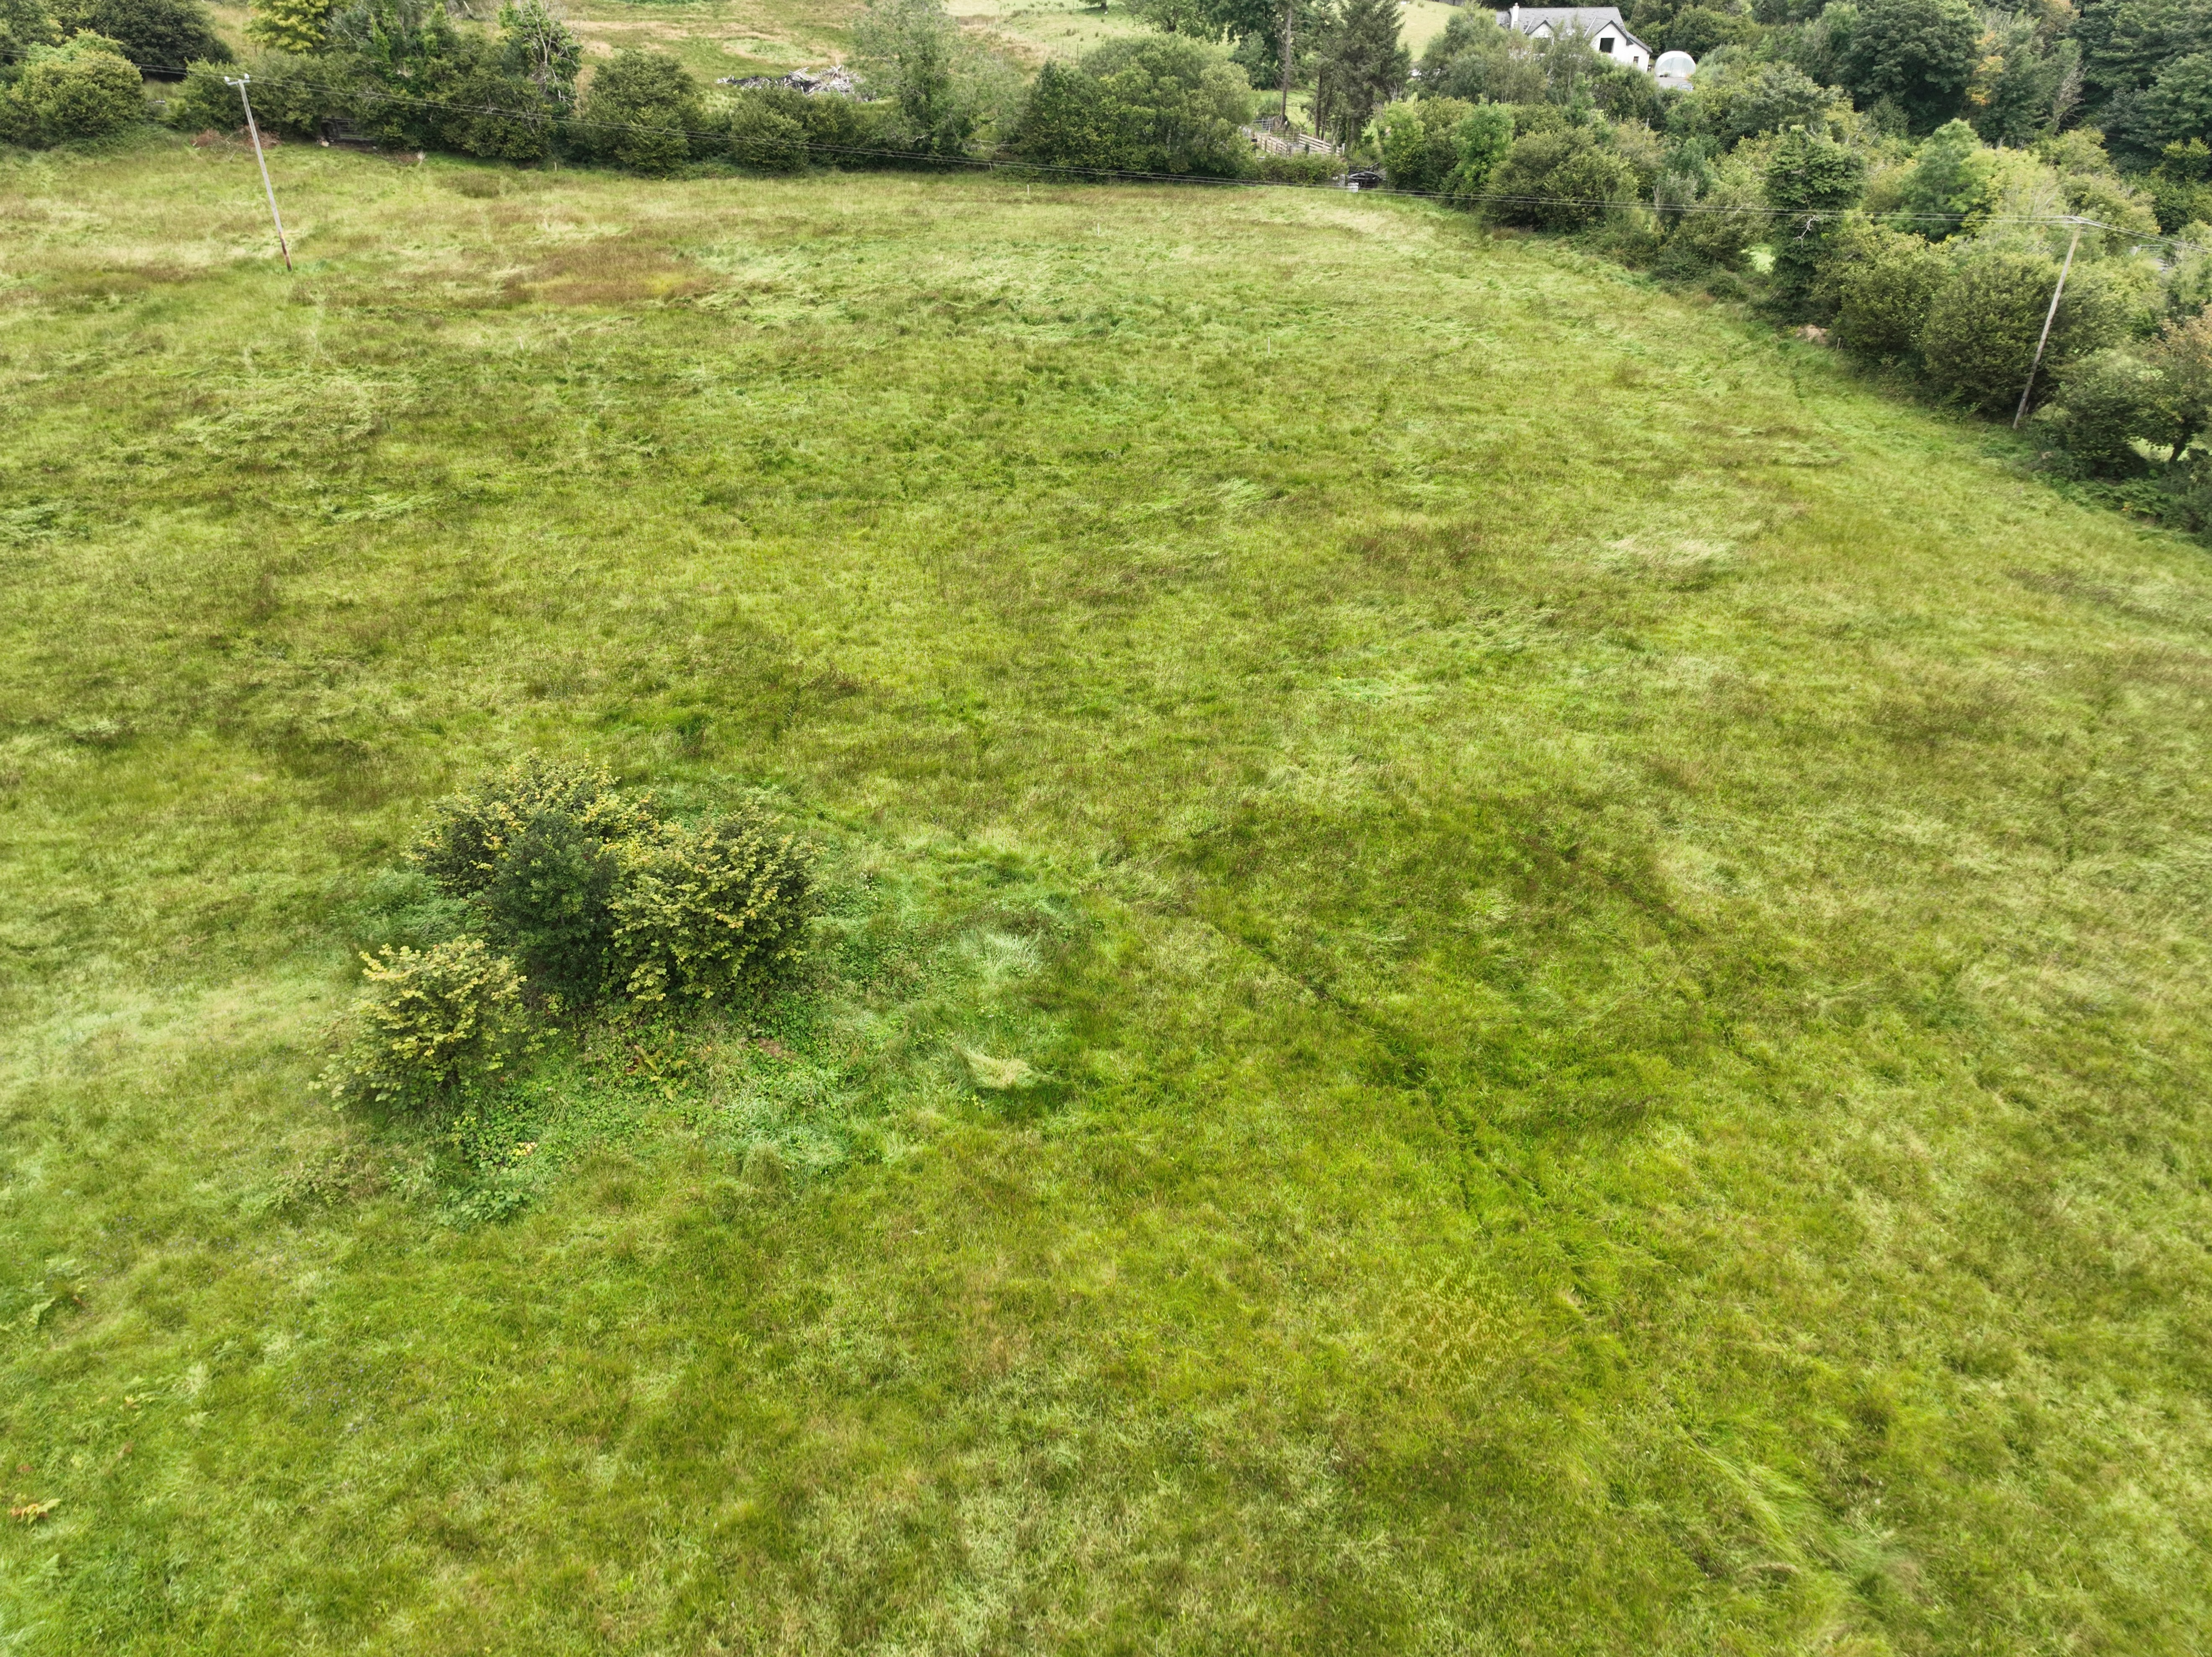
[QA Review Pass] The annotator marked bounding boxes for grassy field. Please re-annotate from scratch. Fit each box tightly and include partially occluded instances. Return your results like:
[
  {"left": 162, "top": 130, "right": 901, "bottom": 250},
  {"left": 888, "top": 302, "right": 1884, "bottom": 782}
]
[{"left": 3, "top": 135, "right": 2210, "bottom": 1654}]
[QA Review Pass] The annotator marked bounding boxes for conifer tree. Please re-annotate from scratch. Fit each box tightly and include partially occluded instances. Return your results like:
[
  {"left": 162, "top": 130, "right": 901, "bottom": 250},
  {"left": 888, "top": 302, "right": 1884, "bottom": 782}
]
[
  {"left": 247, "top": 0, "right": 328, "bottom": 54},
  {"left": 1311, "top": 0, "right": 1406, "bottom": 151}
]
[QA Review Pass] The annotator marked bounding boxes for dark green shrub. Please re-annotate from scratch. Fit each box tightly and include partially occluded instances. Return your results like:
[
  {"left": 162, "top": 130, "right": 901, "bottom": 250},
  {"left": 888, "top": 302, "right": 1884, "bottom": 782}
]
[
  {"left": 319, "top": 937, "right": 532, "bottom": 1111},
  {"left": 2147, "top": 140, "right": 2212, "bottom": 233},
  {"left": 1488, "top": 126, "right": 1638, "bottom": 230},
  {"left": 2033, "top": 350, "right": 2172, "bottom": 477},
  {"left": 1763, "top": 125, "right": 1866, "bottom": 316},
  {"left": 1254, "top": 150, "right": 1340, "bottom": 184},
  {"left": 1416, "top": 10, "right": 1545, "bottom": 106},
  {"left": 1586, "top": 59, "right": 1661, "bottom": 125},
  {"left": 1006, "top": 59, "right": 1117, "bottom": 173},
  {"left": 1829, "top": 223, "right": 1951, "bottom": 359},
  {"left": 1008, "top": 36, "right": 1253, "bottom": 177},
  {"left": 1920, "top": 253, "right": 2044, "bottom": 409},
  {"left": 439, "top": 56, "right": 558, "bottom": 163},
  {"left": 2141, "top": 306, "right": 2212, "bottom": 457},
  {"left": 410, "top": 756, "right": 652, "bottom": 899},
  {"left": 2138, "top": 50, "right": 2212, "bottom": 160},
  {"left": 51, "top": 0, "right": 227, "bottom": 72},
  {"left": 1887, "top": 118, "right": 1987, "bottom": 238},
  {"left": 575, "top": 49, "right": 703, "bottom": 174},
  {"left": 788, "top": 86, "right": 884, "bottom": 159},
  {"left": 1662, "top": 4, "right": 1760, "bottom": 57},
  {"left": 1841, "top": 0, "right": 1976, "bottom": 134},
  {"left": 1657, "top": 158, "right": 1766, "bottom": 273},
  {"left": 483, "top": 808, "right": 623, "bottom": 999},
  {"left": 717, "top": 87, "right": 807, "bottom": 170},
  {"left": 1596, "top": 203, "right": 1666, "bottom": 265},
  {"left": 162, "top": 56, "right": 238, "bottom": 128},
  {"left": 1920, "top": 248, "right": 2120, "bottom": 413},
  {"left": 1686, "top": 58, "right": 1837, "bottom": 146},
  {"left": 610, "top": 814, "right": 816, "bottom": 1008},
  {"left": 0, "top": 31, "right": 144, "bottom": 145}
]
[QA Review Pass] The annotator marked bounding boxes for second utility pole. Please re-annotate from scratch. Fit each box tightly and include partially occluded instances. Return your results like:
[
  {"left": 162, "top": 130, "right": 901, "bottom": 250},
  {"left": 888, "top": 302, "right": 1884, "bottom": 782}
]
[{"left": 224, "top": 73, "right": 292, "bottom": 272}]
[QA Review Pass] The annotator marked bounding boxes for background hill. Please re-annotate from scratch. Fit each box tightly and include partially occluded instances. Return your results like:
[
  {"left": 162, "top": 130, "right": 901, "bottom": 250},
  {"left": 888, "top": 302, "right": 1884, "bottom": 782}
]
[
  {"left": 2, "top": 142, "right": 2209, "bottom": 1653},
  {"left": 188, "top": 0, "right": 1463, "bottom": 99}
]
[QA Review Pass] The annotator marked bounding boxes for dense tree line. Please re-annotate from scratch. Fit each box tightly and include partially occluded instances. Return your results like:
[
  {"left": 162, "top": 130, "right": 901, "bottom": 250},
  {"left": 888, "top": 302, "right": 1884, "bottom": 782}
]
[{"left": 0, "top": 0, "right": 1286, "bottom": 178}]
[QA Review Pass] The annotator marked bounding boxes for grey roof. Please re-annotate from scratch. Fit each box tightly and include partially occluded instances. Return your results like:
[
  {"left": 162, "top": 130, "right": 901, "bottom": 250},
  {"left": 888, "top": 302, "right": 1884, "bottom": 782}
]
[{"left": 1494, "top": 6, "right": 1649, "bottom": 49}]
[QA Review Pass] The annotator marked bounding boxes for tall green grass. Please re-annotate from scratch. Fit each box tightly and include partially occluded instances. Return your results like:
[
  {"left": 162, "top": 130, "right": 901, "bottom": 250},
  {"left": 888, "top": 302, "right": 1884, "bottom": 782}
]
[{"left": 2, "top": 135, "right": 2209, "bottom": 1653}]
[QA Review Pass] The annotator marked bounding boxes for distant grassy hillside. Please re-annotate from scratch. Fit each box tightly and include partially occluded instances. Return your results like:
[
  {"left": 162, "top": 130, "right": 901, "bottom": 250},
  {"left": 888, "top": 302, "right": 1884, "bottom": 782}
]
[
  {"left": 2, "top": 137, "right": 2209, "bottom": 1655},
  {"left": 201, "top": 0, "right": 1449, "bottom": 91},
  {"left": 203, "top": 0, "right": 1208, "bottom": 83}
]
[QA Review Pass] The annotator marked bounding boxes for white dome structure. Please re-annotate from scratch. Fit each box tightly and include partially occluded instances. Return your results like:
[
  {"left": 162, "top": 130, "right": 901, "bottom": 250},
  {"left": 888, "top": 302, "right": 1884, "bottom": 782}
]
[{"left": 1654, "top": 49, "right": 1697, "bottom": 89}]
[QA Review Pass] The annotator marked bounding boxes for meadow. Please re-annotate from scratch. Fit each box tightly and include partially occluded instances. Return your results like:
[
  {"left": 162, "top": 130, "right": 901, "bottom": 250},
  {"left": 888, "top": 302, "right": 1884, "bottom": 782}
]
[{"left": 1, "top": 135, "right": 2210, "bottom": 1653}]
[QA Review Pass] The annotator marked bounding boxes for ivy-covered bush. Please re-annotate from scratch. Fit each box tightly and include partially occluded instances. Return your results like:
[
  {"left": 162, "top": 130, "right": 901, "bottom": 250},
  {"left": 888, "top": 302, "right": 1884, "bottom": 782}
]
[
  {"left": 717, "top": 88, "right": 808, "bottom": 172},
  {"left": 1656, "top": 157, "right": 1768, "bottom": 274},
  {"left": 1763, "top": 126, "right": 1867, "bottom": 315},
  {"left": 2034, "top": 349, "right": 2171, "bottom": 476},
  {"left": 610, "top": 813, "right": 816, "bottom": 1008},
  {"left": 1006, "top": 35, "right": 1252, "bottom": 178},
  {"left": 321, "top": 937, "right": 533, "bottom": 1110},
  {"left": 0, "top": 31, "right": 145, "bottom": 145}
]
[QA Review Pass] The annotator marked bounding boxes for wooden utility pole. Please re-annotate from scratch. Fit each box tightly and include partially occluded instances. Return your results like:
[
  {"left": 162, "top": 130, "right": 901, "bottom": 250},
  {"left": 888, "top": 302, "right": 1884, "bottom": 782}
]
[
  {"left": 225, "top": 74, "right": 292, "bottom": 272},
  {"left": 2014, "top": 218, "right": 2082, "bottom": 429},
  {"left": 1279, "top": 0, "right": 1296, "bottom": 124}
]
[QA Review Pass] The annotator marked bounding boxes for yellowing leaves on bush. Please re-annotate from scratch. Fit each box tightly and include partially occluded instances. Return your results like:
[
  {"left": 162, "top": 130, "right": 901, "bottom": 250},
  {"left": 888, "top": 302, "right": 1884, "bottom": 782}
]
[
  {"left": 319, "top": 937, "right": 533, "bottom": 1111},
  {"left": 609, "top": 815, "right": 816, "bottom": 1007}
]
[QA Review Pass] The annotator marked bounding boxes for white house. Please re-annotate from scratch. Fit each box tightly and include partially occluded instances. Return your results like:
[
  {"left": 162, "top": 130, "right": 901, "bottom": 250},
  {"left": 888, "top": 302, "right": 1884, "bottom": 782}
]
[{"left": 1494, "top": 5, "right": 1653, "bottom": 73}]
